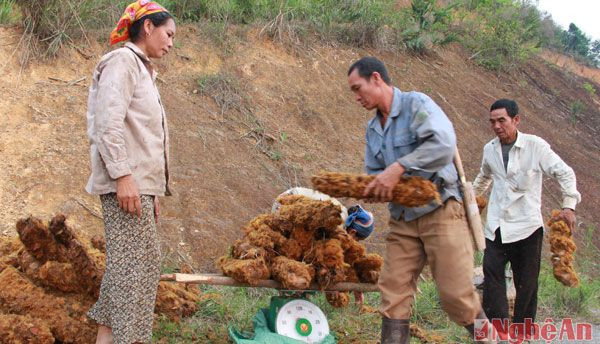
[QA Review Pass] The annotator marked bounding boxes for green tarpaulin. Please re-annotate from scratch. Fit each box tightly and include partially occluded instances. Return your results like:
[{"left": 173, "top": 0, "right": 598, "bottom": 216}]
[{"left": 229, "top": 308, "right": 337, "bottom": 344}]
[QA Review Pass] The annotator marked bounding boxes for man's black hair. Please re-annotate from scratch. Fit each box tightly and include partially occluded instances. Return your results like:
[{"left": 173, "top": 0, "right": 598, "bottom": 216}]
[
  {"left": 130, "top": 12, "right": 174, "bottom": 43},
  {"left": 348, "top": 56, "right": 391, "bottom": 85},
  {"left": 490, "top": 99, "right": 519, "bottom": 118}
]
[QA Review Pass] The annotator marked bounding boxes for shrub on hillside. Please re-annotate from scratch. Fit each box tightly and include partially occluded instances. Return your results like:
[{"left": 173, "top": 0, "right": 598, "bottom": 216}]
[
  {"left": 0, "top": 0, "right": 18, "bottom": 26},
  {"left": 402, "top": 0, "right": 457, "bottom": 53},
  {"left": 456, "top": 0, "right": 543, "bottom": 70},
  {"left": 14, "top": 0, "right": 129, "bottom": 60}
]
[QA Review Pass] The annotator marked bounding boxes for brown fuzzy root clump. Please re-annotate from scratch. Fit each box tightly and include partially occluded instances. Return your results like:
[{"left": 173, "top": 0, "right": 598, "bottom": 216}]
[
  {"left": 37, "top": 261, "right": 81, "bottom": 293},
  {"left": 16, "top": 217, "right": 66, "bottom": 264},
  {"left": 278, "top": 238, "right": 303, "bottom": 261},
  {"left": 0, "top": 313, "right": 55, "bottom": 344},
  {"left": 311, "top": 171, "right": 441, "bottom": 207},
  {"left": 51, "top": 215, "right": 104, "bottom": 298},
  {"left": 314, "top": 265, "right": 347, "bottom": 290},
  {"left": 354, "top": 254, "right": 384, "bottom": 283},
  {"left": 325, "top": 291, "right": 350, "bottom": 308},
  {"left": 218, "top": 256, "right": 270, "bottom": 285},
  {"left": 313, "top": 239, "right": 345, "bottom": 269},
  {"left": 271, "top": 256, "right": 315, "bottom": 290},
  {"left": 344, "top": 264, "right": 360, "bottom": 283},
  {"left": 90, "top": 235, "right": 106, "bottom": 253},
  {"left": 16, "top": 215, "right": 104, "bottom": 298},
  {"left": 155, "top": 282, "right": 201, "bottom": 322},
  {"left": 334, "top": 231, "right": 366, "bottom": 265},
  {"left": 476, "top": 196, "right": 488, "bottom": 213},
  {"left": 2, "top": 215, "right": 205, "bottom": 343},
  {"left": 232, "top": 239, "right": 269, "bottom": 260},
  {"left": 0, "top": 266, "right": 96, "bottom": 343},
  {"left": 221, "top": 194, "right": 383, "bottom": 300},
  {"left": 0, "top": 237, "right": 21, "bottom": 273},
  {"left": 547, "top": 210, "right": 579, "bottom": 287},
  {"left": 410, "top": 324, "right": 446, "bottom": 343},
  {"left": 277, "top": 195, "right": 343, "bottom": 231},
  {"left": 289, "top": 225, "right": 316, "bottom": 252}
]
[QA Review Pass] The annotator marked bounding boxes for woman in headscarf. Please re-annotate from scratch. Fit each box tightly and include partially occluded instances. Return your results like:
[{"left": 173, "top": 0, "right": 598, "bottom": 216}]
[{"left": 85, "top": 1, "right": 175, "bottom": 343}]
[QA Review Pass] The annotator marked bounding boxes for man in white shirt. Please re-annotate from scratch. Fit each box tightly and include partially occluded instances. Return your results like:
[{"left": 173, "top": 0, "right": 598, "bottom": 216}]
[{"left": 473, "top": 99, "right": 581, "bottom": 339}]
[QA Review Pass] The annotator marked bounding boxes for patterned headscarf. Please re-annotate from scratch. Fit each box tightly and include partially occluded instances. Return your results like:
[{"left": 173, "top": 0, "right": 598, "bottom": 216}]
[{"left": 110, "top": 0, "right": 168, "bottom": 45}]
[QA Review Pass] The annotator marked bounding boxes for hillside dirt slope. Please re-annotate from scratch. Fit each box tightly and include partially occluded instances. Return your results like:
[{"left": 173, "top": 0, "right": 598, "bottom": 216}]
[{"left": 0, "top": 25, "right": 598, "bottom": 271}]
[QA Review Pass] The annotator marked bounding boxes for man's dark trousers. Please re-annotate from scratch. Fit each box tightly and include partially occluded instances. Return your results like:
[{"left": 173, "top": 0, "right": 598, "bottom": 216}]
[{"left": 482, "top": 227, "right": 544, "bottom": 336}]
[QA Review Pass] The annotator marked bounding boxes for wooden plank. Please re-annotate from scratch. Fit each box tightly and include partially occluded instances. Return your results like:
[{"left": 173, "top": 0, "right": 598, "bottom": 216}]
[{"left": 160, "top": 273, "right": 379, "bottom": 292}]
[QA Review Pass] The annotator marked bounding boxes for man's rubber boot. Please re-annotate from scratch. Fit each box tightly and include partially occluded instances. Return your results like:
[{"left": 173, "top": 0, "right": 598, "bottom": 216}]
[
  {"left": 381, "top": 317, "right": 410, "bottom": 344},
  {"left": 464, "top": 309, "right": 497, "bottom": 343}
]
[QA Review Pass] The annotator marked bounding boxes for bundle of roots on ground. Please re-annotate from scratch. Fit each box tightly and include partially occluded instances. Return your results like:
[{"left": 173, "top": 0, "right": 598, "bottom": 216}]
[
  {"left": 547, "top": 210, "right": 579, "bottom": 287},
  {"left": 218, "top": 194, "right": 383, "bottom": 308},
  {"left": 311, "top": 171, "right": 441, "bottom": 207},
  {"left": 325, "top": 291, "right": 350, "bottom": 308},
  {"left": 0, "top": 214, "right": 201, "bottom": 343},
  {"left": 410, "top": 323, "right": 447, "bottom": 343}
]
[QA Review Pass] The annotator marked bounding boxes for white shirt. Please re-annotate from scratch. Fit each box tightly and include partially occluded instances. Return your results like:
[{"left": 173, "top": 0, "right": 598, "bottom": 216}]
[{"left": 473, "top": 132, "right": 581, "bottom": 243}]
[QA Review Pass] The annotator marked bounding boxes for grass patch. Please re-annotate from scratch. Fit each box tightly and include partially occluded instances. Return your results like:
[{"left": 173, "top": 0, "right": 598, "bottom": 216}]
[
  {"left": 152, "top": 280, "right": 473, "bottom": 344},
  {"left": 538, "top": 262, "right": 600, "bottom": 322},
  {"left": 569, "top": 100, "right": 586, "bottom": 126},
  {"left": 10, "top": 0, "right": 457, "bottom": 63},
  {"left": 152, "top": 261, "right": 599, "bottom": 343},
  {"left": 456, "top": 0, "right": 543, "bottom": 71},
  {"left": 0, "top": 0, "right": 18, "bottom": 26},
  {"left": 196, "top": 72, "right": 248, "bottom": 116},
  {"left": 576, "top": 225, "right": 600, "bottom": 277},
  {"left": 583, "top": 82, "right": 596, "bottom": 97},
  {"left": 152, "top": 286, "right": 278, "bottom": 344},
  {"left": 411, "top": 278, "right": 470, "bottom": 342},
  {"left": 7, "top": 0, "right": 592, "bottom": 71}
]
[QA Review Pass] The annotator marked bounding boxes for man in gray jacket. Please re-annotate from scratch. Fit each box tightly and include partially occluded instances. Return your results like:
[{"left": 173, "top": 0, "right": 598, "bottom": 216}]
[{"left": 347, "top": 56, "right": 488, "bottom": 343}]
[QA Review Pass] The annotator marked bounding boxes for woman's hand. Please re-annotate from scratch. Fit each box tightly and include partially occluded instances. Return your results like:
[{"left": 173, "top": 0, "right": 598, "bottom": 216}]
[{"left": 116, "top": 175, "right": 141, "bottom": 217}]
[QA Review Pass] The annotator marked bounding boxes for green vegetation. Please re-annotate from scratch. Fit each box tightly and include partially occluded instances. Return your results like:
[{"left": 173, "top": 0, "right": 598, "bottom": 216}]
[
  {"left": 557, "top": 23, "right": 600, "bottom": 68},
  {"left": 538, "top": 265, "right": 600, "bottom": 321},
  {"left": 9, "top": 0, "right": 600, "bottom": 70},
  {"left": 457, "top": 0, "right": 543, "bottom": 70},
  {"left": 569, "top": 100, "right": 585, "bottom": 126},
  {"left": 0, "top": 0, "right": 18, "bottom": 25},
  {"left": 583, "top": 82, "right": 596, "bottom": 97},
  {"left": 396, "top": 0, "right": 457, "bottom": 53},
  {"left": 152, "top": 282, "right": 469, "bottom": 344},
  {"left": 152, "top": 255, "right": 599, "bottom": 343},
  {"left": 538, "top": 224, "right": 599, "bottom": 321},
  {"left": 10, "top": 0, "right": 455, "bottom": 58}
]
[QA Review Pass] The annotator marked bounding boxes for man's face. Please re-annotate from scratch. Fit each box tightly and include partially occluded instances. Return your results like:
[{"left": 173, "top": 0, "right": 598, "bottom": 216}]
[
  {"left": 490, "top": 108, "right": 519, "bottom": 143},
  {"left": 348, "top": 69, "right": 382, "bottom": 111}
]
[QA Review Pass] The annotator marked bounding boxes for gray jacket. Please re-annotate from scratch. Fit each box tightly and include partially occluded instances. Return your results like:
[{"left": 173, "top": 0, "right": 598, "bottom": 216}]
[{"left": 364, "top": 87, "right": 460, "bottom": 221}]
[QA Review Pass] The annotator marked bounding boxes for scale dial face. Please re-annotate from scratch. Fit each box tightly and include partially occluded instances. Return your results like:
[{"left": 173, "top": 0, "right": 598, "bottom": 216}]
[{"left": 275, "top": 299, "right": 330, "bottom": 343}]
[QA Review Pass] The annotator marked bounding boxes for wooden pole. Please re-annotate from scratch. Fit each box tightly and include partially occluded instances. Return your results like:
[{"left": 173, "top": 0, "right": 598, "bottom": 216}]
[
  {"left": 160, "top": 273, "right": 380, "bottom": 293},
  {"left": 453, "top": 147, "right": 486, "bottom": 252}
]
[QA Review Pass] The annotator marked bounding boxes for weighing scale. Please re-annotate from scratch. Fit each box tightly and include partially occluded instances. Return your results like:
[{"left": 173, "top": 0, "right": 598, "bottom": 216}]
[
  {"left": 267, "top": 296, "right": 330, "bottom": 343},
  {"left": 160, "top": 273, "right": 380, "bottom": 343}
]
